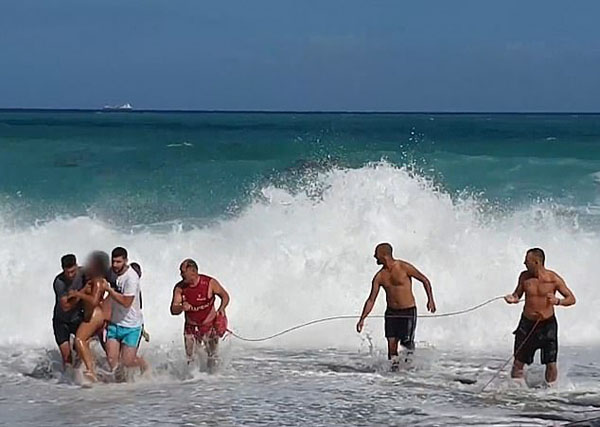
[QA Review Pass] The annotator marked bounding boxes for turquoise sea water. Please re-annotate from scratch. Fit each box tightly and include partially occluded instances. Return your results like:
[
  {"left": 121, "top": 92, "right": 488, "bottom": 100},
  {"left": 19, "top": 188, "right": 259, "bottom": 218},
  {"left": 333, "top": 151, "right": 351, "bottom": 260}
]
[
  {"left": 1, "top": 111, "right": 600, "bottom": 425},
  {"left": 2, "top": 112, "right": 600, "bottom": 227}
]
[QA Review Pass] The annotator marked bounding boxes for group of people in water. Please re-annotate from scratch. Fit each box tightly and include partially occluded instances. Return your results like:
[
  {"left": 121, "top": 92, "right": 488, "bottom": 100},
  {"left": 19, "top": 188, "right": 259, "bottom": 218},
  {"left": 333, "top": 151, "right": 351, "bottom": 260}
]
[
  {"left": 356, "top": 243, "right": 576, "bottom": 384},
  {"left": 51, "top": 247, "right": 229, "bottom": 381},
  {"left": 52, "top": 243, "right": 575, "bottom": 386}
]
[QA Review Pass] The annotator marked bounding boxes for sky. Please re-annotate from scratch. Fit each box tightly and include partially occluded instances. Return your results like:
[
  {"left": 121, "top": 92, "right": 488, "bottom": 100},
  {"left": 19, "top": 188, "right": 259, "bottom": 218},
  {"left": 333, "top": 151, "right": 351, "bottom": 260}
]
[{"left": 1, "top": 0, "right": 599, "bottom": 112}]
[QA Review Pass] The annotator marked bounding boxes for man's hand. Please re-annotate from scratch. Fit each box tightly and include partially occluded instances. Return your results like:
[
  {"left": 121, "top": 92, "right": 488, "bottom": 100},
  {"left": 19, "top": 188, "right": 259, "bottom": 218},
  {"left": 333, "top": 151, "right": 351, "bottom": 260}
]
[
  {"left": 427, "top": 299, "right": 437, "bottom": 313},
  {"left": 67, "top": 289, "right": 80, "bottom": 298},
  {"left": 182, "top": 301, "right": 192, "bottom": 312},
  {"left": 547, "top": 293, "right": 560, "bottom": 306},
  {"left": 504, "top": 294, "right": 520, "bottom": 304},
  {"left": 356, "top": 319, "right": 364, "bottom": 333}
]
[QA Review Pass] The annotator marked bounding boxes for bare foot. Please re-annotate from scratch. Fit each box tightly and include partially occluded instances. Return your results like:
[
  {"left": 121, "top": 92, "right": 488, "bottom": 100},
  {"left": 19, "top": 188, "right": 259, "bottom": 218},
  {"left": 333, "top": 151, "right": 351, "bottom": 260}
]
[{"left": 83, "top": 370, "right": 98, "bottom": 383}]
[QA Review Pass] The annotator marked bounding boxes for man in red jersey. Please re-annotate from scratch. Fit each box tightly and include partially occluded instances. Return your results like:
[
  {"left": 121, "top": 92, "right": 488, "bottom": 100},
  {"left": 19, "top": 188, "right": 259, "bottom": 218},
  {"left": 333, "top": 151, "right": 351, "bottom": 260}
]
[{"left": 170, "top": 259, "right": 230, "bottom": 371}]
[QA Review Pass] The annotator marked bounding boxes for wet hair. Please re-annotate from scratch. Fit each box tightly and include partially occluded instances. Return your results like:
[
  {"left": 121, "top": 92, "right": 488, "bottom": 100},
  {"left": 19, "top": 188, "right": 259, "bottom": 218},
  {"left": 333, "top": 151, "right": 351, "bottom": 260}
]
[
  {"left": 131, "top": 262, "right": 142, "bottom": 278},
  {"left": 181, "top": 258, "right": 198, "bottom": 271},
  {"left": 61, "top": 254, "right": 77, "bottom": 269},
  {"left": 111, "top": 246, "right": 128, "bottom": 260},
  {"left": 527, "top": 247, "right": 545, "bottom": 264},
  {"left": 375, "top": 243, "right": 393, "bottom": 257}
]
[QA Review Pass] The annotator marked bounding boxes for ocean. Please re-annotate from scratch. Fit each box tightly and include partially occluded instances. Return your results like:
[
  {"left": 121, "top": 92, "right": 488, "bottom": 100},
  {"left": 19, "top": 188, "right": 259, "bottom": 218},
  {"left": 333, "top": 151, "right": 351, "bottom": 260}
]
[{"left": 1, "top": 111, "right": 599, "bottom": 426}]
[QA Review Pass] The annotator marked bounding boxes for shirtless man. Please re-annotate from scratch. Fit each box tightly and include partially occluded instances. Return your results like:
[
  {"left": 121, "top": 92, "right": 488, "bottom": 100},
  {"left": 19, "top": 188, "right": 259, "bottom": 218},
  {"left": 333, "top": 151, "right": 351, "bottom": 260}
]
[
  {"left": 356, "top": 243, "right": 436, "bottom": 362},
  {"left": 170, "top": 259, "right": 230, "bottom": 371},
  {"left": 69, "top": 277, "right": 109, "bottom": 381},
  {"left": 504, "top": 248, "right": 576, "bottom": 384}
]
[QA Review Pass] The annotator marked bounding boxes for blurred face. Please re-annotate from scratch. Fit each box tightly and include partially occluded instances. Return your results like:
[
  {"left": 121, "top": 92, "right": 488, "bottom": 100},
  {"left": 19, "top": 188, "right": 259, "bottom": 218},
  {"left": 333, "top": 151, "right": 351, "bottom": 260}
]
[
  {"left": 180, "top": 263, "right": 197, "bottom": 284},
  {"left": 63, "top": 265, "right": 78, "bottom": 282},
  {"left": 112, "top": 256, "right": 127, "bottom": 275},
  {"left": 85, "top": 260, "right": 99, "bottom": 277}
]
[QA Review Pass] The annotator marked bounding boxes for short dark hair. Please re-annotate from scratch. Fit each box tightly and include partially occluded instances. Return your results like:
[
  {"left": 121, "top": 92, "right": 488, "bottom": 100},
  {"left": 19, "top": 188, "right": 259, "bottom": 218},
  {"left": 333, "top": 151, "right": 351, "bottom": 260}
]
[
  {"left": 130, "top": 262, "right": 142, "bottom": 278},
  {"left": 527, "top": 247, "right": 545, "bottom": 264},
  {"left": 61, "top": 254, "right": 77, "bottom": 269},
  {"left": 182, "top": 258, "right": 198, "bottom": 271},
  {"left": 111, "top": 247, "right": 128, "bottom": 259},
  {"left": 375, "top": 243, "right": 393, "bottom": 257}
]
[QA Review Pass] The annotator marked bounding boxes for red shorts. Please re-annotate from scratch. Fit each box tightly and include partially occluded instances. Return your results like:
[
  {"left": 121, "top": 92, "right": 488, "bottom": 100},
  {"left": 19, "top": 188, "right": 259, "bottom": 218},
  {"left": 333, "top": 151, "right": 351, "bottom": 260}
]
[{"left": 184, "top": 313, "right": 228, "bottom": 341}]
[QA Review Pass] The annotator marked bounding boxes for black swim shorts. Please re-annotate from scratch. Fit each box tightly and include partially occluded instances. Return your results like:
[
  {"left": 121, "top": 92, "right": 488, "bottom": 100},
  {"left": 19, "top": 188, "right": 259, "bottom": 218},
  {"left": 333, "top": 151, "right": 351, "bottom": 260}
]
[
  {"left": 52, "top": 315, "right": 83, "bottom": 346},
  {"left": 384, "top": 306, "right": 417, "bottom": 350},
  {"left": 513, "top": 314, "right": 558, "bottom": 365}
]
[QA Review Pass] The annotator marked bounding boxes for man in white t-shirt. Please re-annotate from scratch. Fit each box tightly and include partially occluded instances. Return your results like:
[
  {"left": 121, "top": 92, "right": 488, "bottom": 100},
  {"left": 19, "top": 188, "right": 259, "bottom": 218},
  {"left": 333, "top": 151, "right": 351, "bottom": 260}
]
[{"left": 104, "top": 247, "right": 148, "bottom": 373}]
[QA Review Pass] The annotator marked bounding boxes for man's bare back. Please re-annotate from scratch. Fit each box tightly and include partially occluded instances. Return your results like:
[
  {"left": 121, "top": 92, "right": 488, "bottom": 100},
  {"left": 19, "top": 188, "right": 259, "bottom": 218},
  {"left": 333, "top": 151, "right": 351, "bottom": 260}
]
[{"left": 375, "top": 260, "right": 418, "bottom": 310}]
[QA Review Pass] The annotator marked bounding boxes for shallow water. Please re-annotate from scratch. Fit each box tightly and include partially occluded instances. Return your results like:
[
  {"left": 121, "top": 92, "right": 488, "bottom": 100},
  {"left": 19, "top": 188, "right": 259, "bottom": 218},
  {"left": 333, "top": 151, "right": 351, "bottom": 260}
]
[{"left": 2, "top": 343, "right": 600, "bottom": 426}]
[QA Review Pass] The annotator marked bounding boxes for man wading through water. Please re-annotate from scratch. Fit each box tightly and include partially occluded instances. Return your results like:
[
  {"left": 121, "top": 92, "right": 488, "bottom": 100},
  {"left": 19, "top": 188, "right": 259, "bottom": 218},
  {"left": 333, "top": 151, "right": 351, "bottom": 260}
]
[
  {"left": 356, "top": 243, "right": 436, "bottom": 369},
  {"left": 504, "top": 247, "right": 576, "bottom": 385}
]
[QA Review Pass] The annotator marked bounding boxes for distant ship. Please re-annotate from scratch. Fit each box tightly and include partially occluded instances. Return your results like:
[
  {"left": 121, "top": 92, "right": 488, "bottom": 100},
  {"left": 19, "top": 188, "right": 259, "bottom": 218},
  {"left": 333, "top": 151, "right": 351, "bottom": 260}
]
[{"left": 101, "top": 103, "right": 133, "bottom": 111}]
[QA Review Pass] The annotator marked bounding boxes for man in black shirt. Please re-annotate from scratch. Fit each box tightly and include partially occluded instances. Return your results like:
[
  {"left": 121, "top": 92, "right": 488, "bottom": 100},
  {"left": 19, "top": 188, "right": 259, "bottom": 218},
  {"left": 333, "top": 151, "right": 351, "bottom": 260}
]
[{"left": 52, "top": 254, "right": 85, "bottom": 369}]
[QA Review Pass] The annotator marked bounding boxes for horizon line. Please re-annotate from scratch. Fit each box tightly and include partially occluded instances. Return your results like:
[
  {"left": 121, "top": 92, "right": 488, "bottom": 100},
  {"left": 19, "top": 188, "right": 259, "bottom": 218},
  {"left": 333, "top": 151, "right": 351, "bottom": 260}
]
[{"left": 1, "top": 108, "right": 600, "bottom": 115}]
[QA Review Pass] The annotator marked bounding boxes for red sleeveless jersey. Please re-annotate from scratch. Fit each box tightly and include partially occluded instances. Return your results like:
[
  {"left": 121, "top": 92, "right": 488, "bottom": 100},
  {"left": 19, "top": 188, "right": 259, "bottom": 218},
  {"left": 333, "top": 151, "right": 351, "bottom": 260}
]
[{"left": 181, "top": 275, "right": 215, "bottom": 325}]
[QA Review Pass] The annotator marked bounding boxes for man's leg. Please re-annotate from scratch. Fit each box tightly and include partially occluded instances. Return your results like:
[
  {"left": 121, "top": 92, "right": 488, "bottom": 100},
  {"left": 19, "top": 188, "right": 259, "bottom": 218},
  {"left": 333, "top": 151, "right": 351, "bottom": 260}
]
[
  {"left": 511, "top": 359, "right": 525, "bottom": 379},
  {"left": 400, "top": 309, "right": 416, "bottom": 361},
  {"left": 121, "top": 346, "right": 148, "bottom": 373},
  {"left": 184, "top": 335, "right": 196, "bottom": 363},
  {"left": 118, "top": 326, "right": 148, "bottom": 373},
  {"left": 106, "top": 339, "right": 121, "bottom": 371},
  {"left": 542, "top": 317, "right": 559, "bottom": 384},
  {"left": 545, "top": 362, "right": 558, "bottom": 384},
  {"left": 204, "top": 336, "right": 219, "bottom": 372},
  {"left": 512, "top": 322, "right": 533, "bottom": 380},
  {"left": 58, "top": 342, "right": 72, "bottom": 368},
  {"left": 53, "top": 320, "right": 73, "bottom": 369},
  {"left": 387, "top": 338, "right": 399, "bottom": 360}
]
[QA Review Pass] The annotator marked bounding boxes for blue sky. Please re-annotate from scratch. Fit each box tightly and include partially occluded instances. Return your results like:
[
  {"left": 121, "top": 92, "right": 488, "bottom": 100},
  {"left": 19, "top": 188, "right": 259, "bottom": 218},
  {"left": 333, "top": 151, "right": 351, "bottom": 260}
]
[{"left": 1, "top": 1, "right": 598, "bottom": 111}]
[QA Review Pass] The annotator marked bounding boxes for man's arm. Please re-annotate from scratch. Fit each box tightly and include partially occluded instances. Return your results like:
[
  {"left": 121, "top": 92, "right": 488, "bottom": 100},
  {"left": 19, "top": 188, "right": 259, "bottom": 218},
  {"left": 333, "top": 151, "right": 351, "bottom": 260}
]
[
  {"left": 405, "top": 262, "right": 436, "bottom": 313},
  {"left": 170, "top": 286, "right": 185, "bottom": 315},
  {"left": 210, "top": 279, "right": 230, "bottom": 314},
  {"left": 105, "top": 275, "right": 137, "bottom": 308},
  {"left": 70, "top": 280, "right": 103, "bottom": 306},
  {"left": 505, "top": 272, "right": 526, "bottom": 304},
  {"left": 356, "top": 276, "right": 381, "bottom": 333},
  {"left": 59, "top": 294, "right": 80, "bottom": 312},
  {"left": 55, "top": 278, "right": 80, "bottom": 312},
  {"left": 106, "top": 286, "right": 134, "bottom": 308},
  {"left": 547, "top": 273, "right": 576, "bottom": 307}
]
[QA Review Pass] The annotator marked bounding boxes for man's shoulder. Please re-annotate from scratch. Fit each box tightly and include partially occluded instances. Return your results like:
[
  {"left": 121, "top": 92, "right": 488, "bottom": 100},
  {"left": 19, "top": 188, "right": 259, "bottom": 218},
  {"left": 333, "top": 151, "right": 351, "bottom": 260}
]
[
  {"left": 518, "top": 270, "right": 533, "bottom": 281},
  {"left": 545, "top": 269, "right": 563, "bottom": 282},
  {"left": 124, "top": 267, "right": 140, "bottom": 281},
  {"left": 118, "top": 267, "right": 140, "bottom": 291},
  {"left": 53, "top": 273, "right": 66, "bottom": 289},
  {"left": 393, "top": 259, "right": 413, "bottom": 274},
  {"left": 174, "top": 280, "right": 185, "bottom": 290}
]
